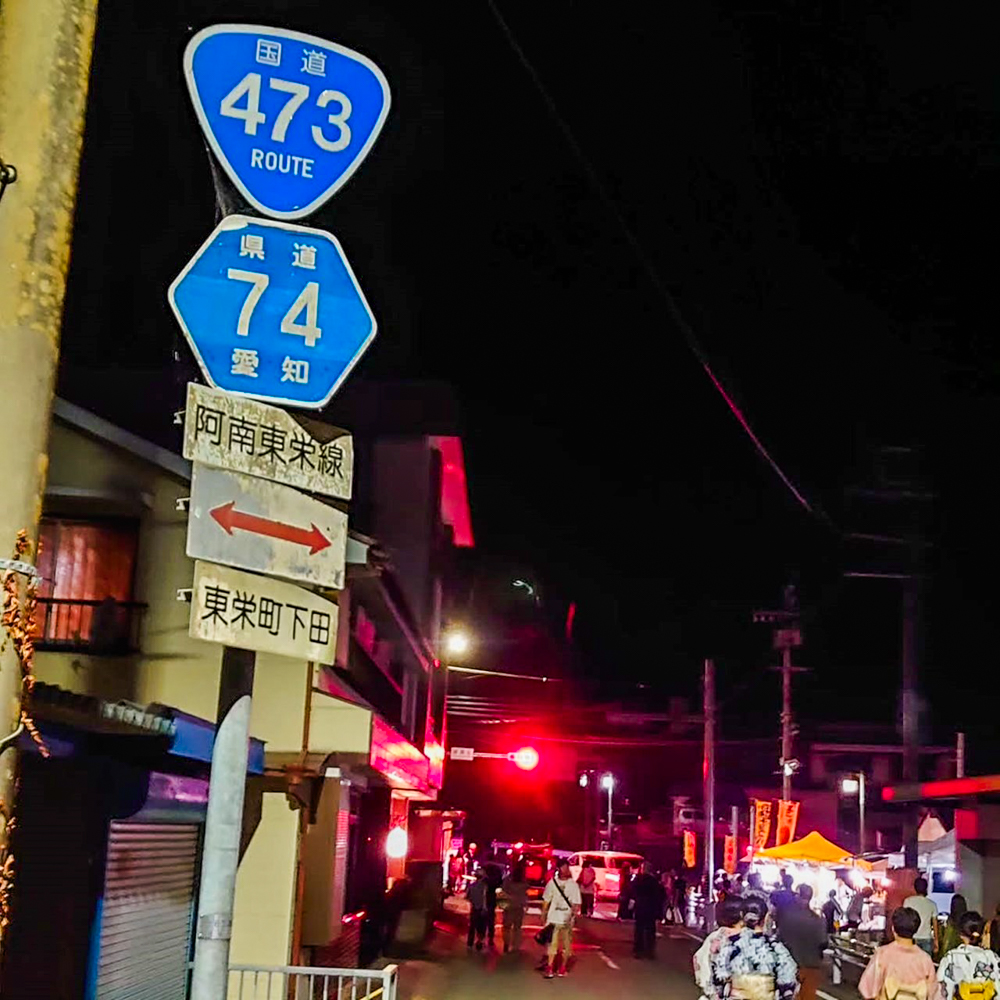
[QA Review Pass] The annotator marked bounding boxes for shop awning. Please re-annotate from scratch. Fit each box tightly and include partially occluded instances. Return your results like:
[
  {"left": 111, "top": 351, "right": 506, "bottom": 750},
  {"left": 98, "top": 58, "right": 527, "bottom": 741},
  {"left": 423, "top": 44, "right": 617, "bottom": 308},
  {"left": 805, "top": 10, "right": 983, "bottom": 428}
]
[{"left": 752, "top": 830, "right": 873, "bottom": 869}]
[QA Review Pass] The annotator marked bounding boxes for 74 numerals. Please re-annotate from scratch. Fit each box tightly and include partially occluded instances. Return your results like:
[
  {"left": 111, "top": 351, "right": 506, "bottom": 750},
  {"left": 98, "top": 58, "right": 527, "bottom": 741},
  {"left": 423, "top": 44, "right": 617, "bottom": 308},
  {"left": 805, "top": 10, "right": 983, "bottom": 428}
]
[
  {"left": 227, "top": 269, "right": 321, "bottom": 348},
  {"left": 220, "top": 73, "right": 351, "bottom": 152}
]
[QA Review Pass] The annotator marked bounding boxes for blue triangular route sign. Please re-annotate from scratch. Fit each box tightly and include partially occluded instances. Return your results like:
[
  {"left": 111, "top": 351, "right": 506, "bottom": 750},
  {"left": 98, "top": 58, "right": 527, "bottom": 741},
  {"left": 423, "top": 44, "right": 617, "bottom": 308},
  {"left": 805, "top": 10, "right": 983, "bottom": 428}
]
[{"left": 184, "top": 24, "right": 390, "bottom": 220}]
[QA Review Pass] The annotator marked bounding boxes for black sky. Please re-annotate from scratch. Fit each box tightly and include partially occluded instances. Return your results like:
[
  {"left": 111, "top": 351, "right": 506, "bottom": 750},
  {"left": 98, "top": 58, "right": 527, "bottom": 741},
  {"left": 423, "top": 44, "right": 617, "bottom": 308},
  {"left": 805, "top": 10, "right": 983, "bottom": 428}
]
[{"left": 58, "top": 2, "right": 1000, "bottom": 758}]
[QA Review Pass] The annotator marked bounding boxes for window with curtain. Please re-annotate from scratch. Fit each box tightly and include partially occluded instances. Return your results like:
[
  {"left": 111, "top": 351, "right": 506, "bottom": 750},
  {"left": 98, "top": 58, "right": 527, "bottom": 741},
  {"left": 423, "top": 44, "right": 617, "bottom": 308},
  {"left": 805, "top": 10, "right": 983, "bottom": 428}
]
[{"left": 36, "top": 519, "right": 139, "bottom": 648}]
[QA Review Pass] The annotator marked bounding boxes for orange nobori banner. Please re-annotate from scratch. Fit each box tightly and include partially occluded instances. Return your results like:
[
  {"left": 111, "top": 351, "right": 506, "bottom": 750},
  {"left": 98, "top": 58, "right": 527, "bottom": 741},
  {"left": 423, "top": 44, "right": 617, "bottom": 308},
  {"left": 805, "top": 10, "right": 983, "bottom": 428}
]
[
  {"left": 775, "top": 800, "right": 801, "bottom": 846},
  {"left": 752, "top": 799, "right": 772, "bottom": 851},
  {"left": 723, "top": 834, "right": 737, "bottom": 874},
  {"left": 683, "top": 829, "right": 697, "bottom": 869}
]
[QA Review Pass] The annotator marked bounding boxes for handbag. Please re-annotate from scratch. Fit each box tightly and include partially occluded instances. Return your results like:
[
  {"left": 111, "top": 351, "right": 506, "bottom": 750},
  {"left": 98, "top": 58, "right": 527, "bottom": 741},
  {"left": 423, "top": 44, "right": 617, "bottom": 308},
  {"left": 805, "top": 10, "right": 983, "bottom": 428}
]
[
  {"left": 535, "top": 924, "right": 555, "bottom": 946},
  {"left": 536, "top": 877, "right": 574, "bottom": 946}
]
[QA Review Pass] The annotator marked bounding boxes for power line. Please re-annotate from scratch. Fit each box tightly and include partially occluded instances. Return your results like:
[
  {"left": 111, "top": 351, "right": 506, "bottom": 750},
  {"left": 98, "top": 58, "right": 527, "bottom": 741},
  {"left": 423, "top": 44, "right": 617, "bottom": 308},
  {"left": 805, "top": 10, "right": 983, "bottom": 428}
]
[{"left": 485, "top": 0, "right": 828, "bottom": 526}]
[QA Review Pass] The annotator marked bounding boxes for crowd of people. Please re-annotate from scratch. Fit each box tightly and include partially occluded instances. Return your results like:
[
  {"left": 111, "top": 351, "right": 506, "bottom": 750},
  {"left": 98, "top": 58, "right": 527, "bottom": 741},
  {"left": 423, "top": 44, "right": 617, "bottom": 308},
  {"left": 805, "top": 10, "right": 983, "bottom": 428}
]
[
  {"left": 693, "top": 873, "right": 1000, "bottom": 1000},
  {"left": 459, "top": 847, "right": 1000, "bottom": 997}
]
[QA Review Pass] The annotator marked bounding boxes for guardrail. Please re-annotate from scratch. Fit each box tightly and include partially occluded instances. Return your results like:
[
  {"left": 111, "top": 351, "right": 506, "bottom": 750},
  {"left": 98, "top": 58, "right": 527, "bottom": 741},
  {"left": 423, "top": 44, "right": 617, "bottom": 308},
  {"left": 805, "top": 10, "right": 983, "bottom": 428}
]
[
  {"left": 829, "top": 936, "right": 877, "bottom": 985},
  {"left": 225, "top": 963, "right": 398, "bottom": 1000}
]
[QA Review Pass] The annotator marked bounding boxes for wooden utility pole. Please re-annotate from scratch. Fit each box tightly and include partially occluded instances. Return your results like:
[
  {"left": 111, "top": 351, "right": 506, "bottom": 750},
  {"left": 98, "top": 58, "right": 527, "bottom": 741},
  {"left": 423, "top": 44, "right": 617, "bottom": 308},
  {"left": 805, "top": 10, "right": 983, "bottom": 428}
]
[{"left": 0, "top": 0, "right": 99, "bottom": 953}]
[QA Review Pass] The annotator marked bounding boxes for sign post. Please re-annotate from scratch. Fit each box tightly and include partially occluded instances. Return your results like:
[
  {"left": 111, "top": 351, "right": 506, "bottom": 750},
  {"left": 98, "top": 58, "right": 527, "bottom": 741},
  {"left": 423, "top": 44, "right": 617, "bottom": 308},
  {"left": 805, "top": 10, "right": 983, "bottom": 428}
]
[{"left": 177, "top": 23, "right": 388, "bottom": 999}]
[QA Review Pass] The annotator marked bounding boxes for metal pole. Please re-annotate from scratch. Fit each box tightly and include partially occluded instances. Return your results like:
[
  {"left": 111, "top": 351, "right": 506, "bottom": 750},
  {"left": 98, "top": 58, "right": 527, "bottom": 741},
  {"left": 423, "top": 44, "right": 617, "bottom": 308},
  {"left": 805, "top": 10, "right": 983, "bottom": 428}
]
[
  {"left": 190, "top": 646, "right": 256, "bottom": 999},
  {"left": 0, "top": 0, "right": 98, "bottom": 958},
  {"left": 858, "top": 772, "right": 866, "bottom": 856},
  {"left": 607, "top": 784, "right": 613, "bottom": 850},
  {"left": 781, "top": 645, "right": 793, "bottom": 801},
  {"left": 901, "top": 576, "right": 919, "bottom": 867},
  {"left": 704, "top": 659, "right": 716, "bottom": 900},
  {"left": 956, "top": 732, "right": 966, "bottom": 779}
]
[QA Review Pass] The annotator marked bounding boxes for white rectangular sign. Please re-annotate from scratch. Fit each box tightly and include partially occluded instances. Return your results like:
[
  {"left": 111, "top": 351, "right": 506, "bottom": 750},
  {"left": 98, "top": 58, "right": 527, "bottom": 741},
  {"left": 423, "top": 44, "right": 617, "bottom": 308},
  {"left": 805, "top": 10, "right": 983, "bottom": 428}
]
[
  {"left": 187, "top": 462, "right": 347, "bottom": 590},
  {"left": 449, "top": 746, "right": 475, "bottom": 761},
  {"left": 190, "top": 561, "right": 338, "bottom": 663},
  {"left": 183, "top": 382, "right": 353, "bottom": 500}
]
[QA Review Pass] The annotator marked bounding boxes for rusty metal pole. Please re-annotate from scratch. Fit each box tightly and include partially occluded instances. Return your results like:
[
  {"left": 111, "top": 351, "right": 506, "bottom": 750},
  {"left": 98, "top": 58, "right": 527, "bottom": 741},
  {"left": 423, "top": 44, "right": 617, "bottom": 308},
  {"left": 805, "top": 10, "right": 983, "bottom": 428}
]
[{"left": 0, "top": 0, "right": 99, "bottom": 952}]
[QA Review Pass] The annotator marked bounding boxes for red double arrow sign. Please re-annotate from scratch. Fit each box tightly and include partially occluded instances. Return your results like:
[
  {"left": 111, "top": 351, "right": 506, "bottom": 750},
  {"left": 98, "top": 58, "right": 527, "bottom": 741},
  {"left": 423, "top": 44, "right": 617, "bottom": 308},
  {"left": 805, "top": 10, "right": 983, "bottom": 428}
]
[{"left": 210, "top": 502, "right": 331, "bottom": 555}]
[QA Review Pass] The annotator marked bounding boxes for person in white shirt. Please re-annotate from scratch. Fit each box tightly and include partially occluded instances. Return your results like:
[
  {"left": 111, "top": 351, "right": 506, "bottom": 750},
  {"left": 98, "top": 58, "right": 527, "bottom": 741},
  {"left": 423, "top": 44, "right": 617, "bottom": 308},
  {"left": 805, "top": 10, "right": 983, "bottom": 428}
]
[
  {"left": 938, "top": 911, "right": 1000, "bottom": 1000},
  {"left": 904, "top": 877, "right": 940, "bottom": 957},
  {"left": 542, "top": 859, "right": 582, "bottom": 978}
]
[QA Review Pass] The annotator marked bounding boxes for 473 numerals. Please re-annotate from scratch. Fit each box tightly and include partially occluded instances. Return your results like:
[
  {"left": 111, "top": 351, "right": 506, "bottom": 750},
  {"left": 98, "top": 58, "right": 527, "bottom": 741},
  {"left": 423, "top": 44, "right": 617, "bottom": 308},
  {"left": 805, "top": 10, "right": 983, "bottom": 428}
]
[{"left": 220, "top": 73, "right": 351, "bottom": 152}]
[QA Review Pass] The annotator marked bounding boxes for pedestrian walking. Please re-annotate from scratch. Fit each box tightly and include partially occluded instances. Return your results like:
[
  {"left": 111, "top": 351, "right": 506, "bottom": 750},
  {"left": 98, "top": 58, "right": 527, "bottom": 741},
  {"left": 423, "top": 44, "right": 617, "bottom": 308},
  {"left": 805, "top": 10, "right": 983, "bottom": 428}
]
[
  {"left": 483, "top": 860, "right": 503, "bottom": 948},
  {"left": 632, "top": 862, "right": 666, "bottom": 959},
  {"left": 578, "top": 858, "right": 597, "bottom": 917},
  {"left": 904, "top": 876, "right": 940, "bottom": 957},
  {"left": 858, "top": 906, "right": 939, "bottom": 1000},
  {"left": 541, "top": 859, "right": 582, "bottom": 978},
  {"left": 662, "top": 869, "right": 676, "bottom": 923},
  {"left": 942, "top": 896, "right": 971, "bottom": 960},
  {"left": 695, "top": 897, "right": 746, "bottom": 1000},
  {"left": 770, "top": 873, "right": 796, "bottom": 928},
  {"left": 822, "top": 889, "right": 843, "bottom": 936},
  {"left": 673, "top": 870, "right": 689, "bottom": 925},
  {"left": 938, "top": 911, "right": 1000, "bottom": 1000},
  {"left": 710, "top": 895, "right": 798, "bottom": 1000},
  {"left": 466, "top": 871, "right": 490, "bottom": 950},
  {"left": 500, "top": 863, "right": 530, "bottom": 954},
  {"left": 617, "top": 861, "right": 635, "bottom": 920},
  {"left": 777, "top": 885, "right": 827, "bottom": 1000},
  {"left": 448, "top": 852, "right": 464, "bottom": 895}
]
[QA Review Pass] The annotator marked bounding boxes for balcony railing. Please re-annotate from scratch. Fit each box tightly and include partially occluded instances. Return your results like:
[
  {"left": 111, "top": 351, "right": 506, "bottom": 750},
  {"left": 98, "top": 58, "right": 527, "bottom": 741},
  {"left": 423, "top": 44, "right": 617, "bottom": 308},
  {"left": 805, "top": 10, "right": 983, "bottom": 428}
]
[{"left": 35, "top": 597, "right": 147, "bottom": 655}]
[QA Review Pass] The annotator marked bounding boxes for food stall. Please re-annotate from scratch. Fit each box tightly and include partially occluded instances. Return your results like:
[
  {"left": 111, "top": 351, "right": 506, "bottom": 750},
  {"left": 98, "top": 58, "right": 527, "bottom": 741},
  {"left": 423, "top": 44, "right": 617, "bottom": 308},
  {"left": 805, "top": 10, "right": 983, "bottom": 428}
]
[{"left": 747, "top": 831, "right": 887, "bottom": 933}]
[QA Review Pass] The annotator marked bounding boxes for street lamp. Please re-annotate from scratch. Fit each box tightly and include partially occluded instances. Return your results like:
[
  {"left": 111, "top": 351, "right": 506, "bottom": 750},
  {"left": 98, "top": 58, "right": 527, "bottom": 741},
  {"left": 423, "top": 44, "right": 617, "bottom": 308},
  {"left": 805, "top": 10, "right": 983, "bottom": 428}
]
[
  {"left": 601, "top": 774, "right": 615, "bottom": 849},
  {"left": 841, "top": 772, "right": 866, "bottom": 855},
  {"left": 445, "top": 630, "right": 470, "bottom": 657}
]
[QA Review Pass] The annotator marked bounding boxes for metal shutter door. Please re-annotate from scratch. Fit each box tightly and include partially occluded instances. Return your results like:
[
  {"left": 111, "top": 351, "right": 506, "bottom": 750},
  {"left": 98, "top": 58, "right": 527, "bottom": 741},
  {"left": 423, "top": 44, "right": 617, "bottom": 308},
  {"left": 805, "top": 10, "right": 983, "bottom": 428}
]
[{"left": 95, "top": 822, "right": 199, "bottom": 1000}]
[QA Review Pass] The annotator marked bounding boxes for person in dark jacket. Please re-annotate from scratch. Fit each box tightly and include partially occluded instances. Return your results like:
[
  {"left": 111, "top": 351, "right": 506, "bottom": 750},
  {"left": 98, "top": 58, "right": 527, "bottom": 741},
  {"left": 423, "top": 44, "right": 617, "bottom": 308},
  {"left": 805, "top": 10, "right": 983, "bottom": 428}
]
[
  {"left": 632, "top": 862, "right": 666, "bottom": 958},
  {"left": 822, "top": 890, "right": 843, "bottom": 935},
  {"left": 777, "top": 885, "right": 827, "bottom": 1000},
  {"left": 617, "top": 862, "right": 635, "bottom": 920},
  {"left": 483, "top": 861, "right": 504, "bottom": 947}
]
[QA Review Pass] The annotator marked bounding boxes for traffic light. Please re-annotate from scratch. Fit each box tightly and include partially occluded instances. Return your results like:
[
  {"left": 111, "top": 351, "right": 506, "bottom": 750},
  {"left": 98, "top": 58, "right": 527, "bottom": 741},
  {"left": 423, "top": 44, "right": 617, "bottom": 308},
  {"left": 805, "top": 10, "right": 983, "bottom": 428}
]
[{"left": 511, "top": 746, "right": 540, "bottom": 771}]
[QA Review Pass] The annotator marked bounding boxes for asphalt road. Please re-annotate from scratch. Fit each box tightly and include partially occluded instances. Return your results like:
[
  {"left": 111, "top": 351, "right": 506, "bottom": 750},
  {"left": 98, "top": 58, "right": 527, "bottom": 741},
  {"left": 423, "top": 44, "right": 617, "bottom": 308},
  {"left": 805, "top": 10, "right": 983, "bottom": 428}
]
[
  {"left": 396, "top": 902, "right": 707, "bottom": 1000},
  {"left": 393, "top": 900, "right": 870, "bottom": 1000}
]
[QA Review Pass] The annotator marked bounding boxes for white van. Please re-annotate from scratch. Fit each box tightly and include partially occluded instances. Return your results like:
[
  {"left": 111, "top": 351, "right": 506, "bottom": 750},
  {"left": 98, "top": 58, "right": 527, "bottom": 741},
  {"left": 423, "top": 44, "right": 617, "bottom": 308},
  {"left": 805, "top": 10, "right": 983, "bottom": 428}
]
[{"left": 568, "top": 851, "right": 644, "bottom": 900}]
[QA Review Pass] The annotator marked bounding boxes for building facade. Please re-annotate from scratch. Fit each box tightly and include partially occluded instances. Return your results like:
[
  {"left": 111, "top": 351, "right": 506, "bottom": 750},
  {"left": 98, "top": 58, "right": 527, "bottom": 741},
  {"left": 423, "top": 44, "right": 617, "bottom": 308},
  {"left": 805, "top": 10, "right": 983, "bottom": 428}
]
[{"left": 6, "top": 394, "right": 470, "bottom": 996}]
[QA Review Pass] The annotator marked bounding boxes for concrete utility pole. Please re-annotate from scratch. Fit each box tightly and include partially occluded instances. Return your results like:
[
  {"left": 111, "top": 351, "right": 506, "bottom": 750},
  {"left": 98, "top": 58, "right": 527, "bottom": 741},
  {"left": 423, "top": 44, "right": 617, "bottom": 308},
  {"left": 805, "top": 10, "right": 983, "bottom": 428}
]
[
  {"left": 703, "top": 658, "right": 715, "bottom": 904},
  {"left": 858, "top": 770, "right": 866, "bottom": 856},
  {"left": 190, "top": 647, "right": 255, "bottom": 1000},
  {"left": 754, "top": 587, "right": 802, "bottom": 803},
  {"left": 0, "top": 0, "right": 99, "bottom": 949},
  {"left": 780, "top": 645, "right": 793, "bottom": 801}
]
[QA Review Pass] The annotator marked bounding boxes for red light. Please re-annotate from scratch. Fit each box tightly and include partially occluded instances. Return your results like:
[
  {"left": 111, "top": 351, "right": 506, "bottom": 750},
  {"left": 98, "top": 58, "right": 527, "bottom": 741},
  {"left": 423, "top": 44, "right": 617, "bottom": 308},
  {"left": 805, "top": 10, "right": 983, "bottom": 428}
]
[{"left": 512, "top": 746, "right": 539, "bottom": 771}]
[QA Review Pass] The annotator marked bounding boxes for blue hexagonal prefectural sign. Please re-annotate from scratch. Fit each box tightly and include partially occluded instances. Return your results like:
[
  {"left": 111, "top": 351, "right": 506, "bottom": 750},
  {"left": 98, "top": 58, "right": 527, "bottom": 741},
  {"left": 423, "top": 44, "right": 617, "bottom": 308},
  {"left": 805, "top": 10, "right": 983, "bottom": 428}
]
[
  {"left": 184, "top": 24, "right": 391, "bottom": 219},
  {"left": 168, "top": 216, "right": 376, "bottom": 409}
]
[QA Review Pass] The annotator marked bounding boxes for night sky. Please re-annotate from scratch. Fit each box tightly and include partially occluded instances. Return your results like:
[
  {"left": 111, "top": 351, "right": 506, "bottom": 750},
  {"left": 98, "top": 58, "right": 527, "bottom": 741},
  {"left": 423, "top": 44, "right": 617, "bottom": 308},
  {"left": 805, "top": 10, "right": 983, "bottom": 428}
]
[{"left": 58, "top": 2, "right": 1000, "bottom": 759}]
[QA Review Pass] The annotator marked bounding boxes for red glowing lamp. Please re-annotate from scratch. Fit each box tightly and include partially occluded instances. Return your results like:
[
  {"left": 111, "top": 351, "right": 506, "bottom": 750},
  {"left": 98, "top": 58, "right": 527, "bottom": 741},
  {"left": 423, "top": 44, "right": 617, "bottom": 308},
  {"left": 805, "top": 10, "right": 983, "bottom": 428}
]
[{"left": 511, "top": 746, "right": 540, "bottom": 771}]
